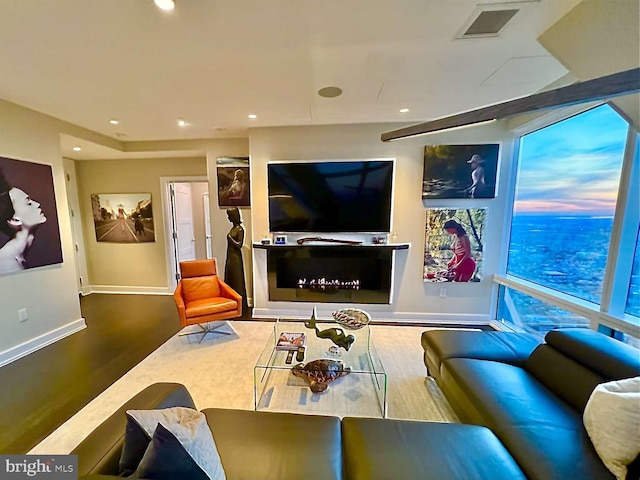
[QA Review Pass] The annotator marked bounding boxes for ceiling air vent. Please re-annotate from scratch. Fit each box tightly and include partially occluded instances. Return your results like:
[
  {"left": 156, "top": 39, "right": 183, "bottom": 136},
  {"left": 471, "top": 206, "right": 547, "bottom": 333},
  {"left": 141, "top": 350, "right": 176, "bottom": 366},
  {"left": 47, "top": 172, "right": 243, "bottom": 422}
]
[{"left": 459, "top": 9, "right": 519, "bottom": 38}]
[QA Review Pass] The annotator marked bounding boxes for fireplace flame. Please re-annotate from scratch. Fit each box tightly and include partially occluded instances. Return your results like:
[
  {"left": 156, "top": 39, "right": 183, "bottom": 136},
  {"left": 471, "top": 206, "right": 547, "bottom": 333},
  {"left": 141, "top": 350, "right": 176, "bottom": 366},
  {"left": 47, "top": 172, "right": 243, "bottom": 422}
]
[{"left": 297, "top": 277, "right": 360, "bottom": 290}]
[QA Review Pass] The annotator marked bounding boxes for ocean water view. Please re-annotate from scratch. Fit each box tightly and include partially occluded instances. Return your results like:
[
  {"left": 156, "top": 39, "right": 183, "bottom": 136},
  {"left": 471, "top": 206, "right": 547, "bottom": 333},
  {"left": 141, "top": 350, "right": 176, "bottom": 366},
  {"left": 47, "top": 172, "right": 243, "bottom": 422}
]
[
  {"left": 503, "top": 214, "right": 640, "bottom": 335},
  {"left": 508, "top": 214, "right": 613, "bottom": 304}
]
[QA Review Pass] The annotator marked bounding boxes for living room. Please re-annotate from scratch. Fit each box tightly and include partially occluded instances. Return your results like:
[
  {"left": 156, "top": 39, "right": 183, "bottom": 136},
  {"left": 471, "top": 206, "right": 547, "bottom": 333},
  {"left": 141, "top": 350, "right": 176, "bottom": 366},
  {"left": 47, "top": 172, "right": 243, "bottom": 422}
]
[{"left": 0, "top": 1, "right": 639, "bottom": 479}]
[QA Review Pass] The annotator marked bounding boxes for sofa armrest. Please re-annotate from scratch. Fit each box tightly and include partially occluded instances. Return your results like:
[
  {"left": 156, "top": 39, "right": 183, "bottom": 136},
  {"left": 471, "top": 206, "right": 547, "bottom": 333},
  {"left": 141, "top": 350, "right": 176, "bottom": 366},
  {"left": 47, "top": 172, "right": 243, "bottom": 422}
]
[{"left": 72, "top": 383, "right": 196, "bottom": 477}]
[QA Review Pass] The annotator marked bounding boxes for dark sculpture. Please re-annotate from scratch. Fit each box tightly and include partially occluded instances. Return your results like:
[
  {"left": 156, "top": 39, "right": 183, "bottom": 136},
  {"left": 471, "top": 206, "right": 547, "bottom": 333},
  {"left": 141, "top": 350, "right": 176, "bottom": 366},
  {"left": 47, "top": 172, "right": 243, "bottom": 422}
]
[
  {"left": 304, "top": 308, "right": 355, "bottom": 351},
  {"left": 224, "top": 207, "right": 248, "bottom": 312},
  {"left": 292, "top": 359, "right": 351, "bottom": 393}
]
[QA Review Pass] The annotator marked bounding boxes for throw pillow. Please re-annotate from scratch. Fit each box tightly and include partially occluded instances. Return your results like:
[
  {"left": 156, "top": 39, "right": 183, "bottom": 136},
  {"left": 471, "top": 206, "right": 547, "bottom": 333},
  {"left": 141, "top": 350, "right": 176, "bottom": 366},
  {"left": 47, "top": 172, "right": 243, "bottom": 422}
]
[
  {"left": 119, "top": 412, "right": 154, "bottom": 476},
  {"left": 125, "top": 407, "right": 226, "bottom": 480},
  {"left": 133, "top": 423, "right": 209, "bottom": 479},
  {"left": 583, "top": 376, "right": 640, "bottom": 480}
]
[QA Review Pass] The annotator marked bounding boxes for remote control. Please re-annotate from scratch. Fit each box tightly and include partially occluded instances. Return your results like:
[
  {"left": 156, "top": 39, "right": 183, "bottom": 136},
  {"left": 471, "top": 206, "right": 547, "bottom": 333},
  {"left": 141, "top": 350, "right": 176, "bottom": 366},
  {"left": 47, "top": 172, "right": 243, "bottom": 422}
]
[
  {"left": 285, "top": 350, "right": 295, "bottom": 364},
  {"left": 296, "top": 346, "right": 305, "bottom": 362}
]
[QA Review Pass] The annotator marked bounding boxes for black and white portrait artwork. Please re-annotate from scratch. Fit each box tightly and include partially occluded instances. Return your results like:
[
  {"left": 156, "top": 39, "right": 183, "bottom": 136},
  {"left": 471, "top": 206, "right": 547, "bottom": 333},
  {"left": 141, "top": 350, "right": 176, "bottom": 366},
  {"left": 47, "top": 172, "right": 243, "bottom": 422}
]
[{"left": 0, "top": 156, "right": 63, "bottom": 275}]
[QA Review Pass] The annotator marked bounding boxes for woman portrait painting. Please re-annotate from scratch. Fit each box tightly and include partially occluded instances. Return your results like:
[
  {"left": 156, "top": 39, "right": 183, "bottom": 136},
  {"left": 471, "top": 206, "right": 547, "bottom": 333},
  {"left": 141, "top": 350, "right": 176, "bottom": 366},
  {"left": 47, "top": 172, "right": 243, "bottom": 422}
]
[
  {"left": 424, "top": 208, "right": 486, "bottom": 283},
  {"left": 0, "top": 157, "right": 63, "bottom": 275},
  {"left": 217, "top": 165, "right": 250, "bottom": 207}
]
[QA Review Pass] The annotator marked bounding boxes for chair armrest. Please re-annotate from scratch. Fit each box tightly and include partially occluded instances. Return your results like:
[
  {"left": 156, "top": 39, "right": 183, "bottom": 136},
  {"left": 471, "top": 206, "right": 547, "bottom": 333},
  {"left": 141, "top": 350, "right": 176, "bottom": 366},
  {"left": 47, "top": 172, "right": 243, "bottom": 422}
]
[
  {"left": 173, "top": 283, "right": 186, "bottom": 325},
  {"left": 218, "top": 278, "right": 243, "bottom": 307}
]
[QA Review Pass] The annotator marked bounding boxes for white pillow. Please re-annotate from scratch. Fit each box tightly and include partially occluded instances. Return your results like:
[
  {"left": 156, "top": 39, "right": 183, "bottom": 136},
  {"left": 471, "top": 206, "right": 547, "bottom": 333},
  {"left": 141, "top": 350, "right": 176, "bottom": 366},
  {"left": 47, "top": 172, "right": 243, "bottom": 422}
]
[
  {"left": 127, "top": 407, "right": 226, "bottom": 480},
  {"left": 583, "top": 376, "right": 640, "bottom": 480}
]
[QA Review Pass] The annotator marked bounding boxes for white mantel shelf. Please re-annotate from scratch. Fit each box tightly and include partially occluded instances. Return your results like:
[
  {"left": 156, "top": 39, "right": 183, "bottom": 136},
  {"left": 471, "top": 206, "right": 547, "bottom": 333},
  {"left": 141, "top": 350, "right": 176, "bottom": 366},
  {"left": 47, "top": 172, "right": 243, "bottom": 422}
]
[{"left": 252, "top": 242, "right": 410, "bottom": 250}]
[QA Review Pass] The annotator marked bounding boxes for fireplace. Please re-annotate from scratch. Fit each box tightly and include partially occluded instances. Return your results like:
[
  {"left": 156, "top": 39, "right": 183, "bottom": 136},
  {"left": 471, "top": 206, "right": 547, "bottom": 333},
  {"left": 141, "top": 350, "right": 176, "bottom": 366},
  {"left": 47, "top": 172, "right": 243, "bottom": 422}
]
[{"left": 266, "top": 246, "right": 393, "bottom": 304}]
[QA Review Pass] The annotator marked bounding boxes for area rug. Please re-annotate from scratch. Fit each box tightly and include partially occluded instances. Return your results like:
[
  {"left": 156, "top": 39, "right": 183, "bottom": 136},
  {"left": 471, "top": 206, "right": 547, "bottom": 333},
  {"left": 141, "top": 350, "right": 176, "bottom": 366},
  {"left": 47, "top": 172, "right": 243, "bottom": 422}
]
[{"left": 30, "top": 321, "right": 461, "bottom": 454}]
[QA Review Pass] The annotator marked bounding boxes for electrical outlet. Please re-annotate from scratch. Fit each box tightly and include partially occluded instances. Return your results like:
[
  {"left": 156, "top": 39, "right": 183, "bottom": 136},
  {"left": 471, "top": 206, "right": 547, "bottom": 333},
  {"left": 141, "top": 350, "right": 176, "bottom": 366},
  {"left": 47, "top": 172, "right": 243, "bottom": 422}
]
[
  {"left": 18, "top": 308, "right": 28, "bottom": 322},
  {"left": 439, "top": 287, "right": 447, "bottom": 298}
]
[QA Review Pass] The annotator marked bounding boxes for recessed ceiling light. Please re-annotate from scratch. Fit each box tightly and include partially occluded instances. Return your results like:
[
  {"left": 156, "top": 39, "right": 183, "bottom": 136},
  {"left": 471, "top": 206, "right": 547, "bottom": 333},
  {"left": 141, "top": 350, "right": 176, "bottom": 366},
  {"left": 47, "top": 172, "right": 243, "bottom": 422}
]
[
  {"left": 318, "top": 86, "right": 343, "bottom": 98},
  {"left": 72, "top": 146, "right": 82, "bottom": 152},
  {"left": 154, "top": 0, "right": 175, "bottom": 11},
  {"left": 177, "top": 118, "right": 187, "bottom": 127},
  {"left": 109, "top": 119, "right": 119, "bottom": 125},
  {"left": 399, "top": 108, "right": 410, "bottom": 113},
  {"left": 248, "top": 114, "right": 257, "bottom": 119}
]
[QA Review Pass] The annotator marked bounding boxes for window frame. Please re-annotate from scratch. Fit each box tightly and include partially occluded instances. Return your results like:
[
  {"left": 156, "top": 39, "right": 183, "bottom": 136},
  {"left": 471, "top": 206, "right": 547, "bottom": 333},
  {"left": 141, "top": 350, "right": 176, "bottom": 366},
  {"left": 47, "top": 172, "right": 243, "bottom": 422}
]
[{"left": 495, "top": 101, "right": 640, "bottom": 340}]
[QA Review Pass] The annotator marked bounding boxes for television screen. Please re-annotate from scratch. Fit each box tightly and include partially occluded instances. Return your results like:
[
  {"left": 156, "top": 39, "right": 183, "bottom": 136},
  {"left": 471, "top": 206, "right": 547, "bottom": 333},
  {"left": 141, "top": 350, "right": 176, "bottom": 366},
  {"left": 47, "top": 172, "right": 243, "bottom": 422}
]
[{"left": 268, "top": 160, "right": 394, "bottom": 233}]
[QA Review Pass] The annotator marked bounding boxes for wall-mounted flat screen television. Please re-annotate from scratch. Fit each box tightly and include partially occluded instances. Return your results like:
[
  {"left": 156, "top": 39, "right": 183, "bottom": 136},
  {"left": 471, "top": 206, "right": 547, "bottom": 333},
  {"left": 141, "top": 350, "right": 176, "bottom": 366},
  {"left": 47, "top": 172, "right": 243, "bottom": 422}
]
[{"left": 268, "top": 159, "right": 394, "bottom": 233}]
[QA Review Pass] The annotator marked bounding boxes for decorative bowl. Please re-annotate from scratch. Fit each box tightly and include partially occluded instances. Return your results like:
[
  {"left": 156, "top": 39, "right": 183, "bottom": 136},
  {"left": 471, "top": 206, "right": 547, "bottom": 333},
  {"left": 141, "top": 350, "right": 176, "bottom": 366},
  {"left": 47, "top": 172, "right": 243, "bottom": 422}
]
[{"left": 331, "top": 308, "right": 371, "bottom": 330}]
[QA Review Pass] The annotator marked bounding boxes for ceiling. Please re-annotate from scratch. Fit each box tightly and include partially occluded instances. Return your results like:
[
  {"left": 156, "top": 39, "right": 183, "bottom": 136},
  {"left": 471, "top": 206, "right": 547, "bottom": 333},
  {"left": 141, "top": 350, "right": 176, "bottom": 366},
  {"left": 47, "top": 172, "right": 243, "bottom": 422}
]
[{"left": 0, "top": 0, "right": 581, "bottom": 158}]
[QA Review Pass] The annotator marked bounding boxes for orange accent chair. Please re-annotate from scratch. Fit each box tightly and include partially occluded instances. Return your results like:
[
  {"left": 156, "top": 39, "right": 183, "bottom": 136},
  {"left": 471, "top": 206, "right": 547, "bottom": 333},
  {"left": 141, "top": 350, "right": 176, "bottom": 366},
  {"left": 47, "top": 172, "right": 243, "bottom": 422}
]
[{"left": 173, "top": 259, "right": 242, "bottom": 342}]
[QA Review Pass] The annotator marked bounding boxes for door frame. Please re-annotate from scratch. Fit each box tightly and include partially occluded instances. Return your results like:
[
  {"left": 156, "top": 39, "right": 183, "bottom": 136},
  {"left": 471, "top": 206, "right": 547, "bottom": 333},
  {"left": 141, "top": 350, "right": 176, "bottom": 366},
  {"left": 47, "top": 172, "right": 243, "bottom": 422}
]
[
  {"left": 159, "top": 176, "right": 208, "bottom": 291},
  {"left": 63, "top": 158, "right": 90, "bottom": 295}
]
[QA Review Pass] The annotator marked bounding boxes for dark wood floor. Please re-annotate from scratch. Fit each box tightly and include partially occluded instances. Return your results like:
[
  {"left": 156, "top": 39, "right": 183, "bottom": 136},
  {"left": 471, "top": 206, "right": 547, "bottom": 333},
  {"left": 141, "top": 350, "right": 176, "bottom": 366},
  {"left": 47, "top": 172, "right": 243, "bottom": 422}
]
[{"left": 0, "top": 294, "right": 185, "bottom": 454}]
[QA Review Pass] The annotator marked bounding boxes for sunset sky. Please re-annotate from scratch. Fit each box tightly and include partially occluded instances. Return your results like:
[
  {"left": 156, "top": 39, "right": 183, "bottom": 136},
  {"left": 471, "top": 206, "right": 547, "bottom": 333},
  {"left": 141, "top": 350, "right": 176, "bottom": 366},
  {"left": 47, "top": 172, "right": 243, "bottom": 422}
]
[{"left": 514, "top": 104, "right": 629, "bottom": 215}]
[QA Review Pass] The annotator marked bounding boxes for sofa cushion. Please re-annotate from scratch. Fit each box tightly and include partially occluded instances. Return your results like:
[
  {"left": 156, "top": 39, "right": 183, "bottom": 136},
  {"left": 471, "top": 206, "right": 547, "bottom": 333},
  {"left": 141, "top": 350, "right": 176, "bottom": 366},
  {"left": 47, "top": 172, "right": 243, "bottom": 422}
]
[
  {"left": 185, "top": 297, "right": 238, "bottom": 317},
  {"left": 421, "top": 330, "right": 539, "bottom": 380},
  {"left": 545, "top": 329, "right": 640, "bottom": 380},
  {"left": 525, "top": 344, "right": 606, "bottom": 412},
  {"left": 203, "top": 408, "right": 342, "bottom": 480},
  {"left": 342, "top": 418, "right": 526, "bottom": 480},
  {"left": 584, "top": 377, "right": 640, "bottom": 480},
  {"left": 441, "top": 358, "right": 614, "bottom": 480}
]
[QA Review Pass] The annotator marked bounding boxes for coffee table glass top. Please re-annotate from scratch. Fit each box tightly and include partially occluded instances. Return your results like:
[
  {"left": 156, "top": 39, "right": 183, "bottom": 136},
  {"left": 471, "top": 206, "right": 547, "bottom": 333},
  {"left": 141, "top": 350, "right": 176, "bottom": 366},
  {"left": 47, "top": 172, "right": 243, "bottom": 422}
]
[{"left": 254, "top": 318, "right": 387, "bottom": 418}]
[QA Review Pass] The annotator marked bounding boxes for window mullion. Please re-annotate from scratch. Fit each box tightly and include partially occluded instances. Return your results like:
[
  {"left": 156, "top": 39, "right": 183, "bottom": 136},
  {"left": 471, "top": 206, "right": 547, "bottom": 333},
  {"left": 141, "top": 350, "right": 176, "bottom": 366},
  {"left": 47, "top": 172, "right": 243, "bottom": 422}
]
[{"left": 602, "top": 129, "right": 639, "bottom": 317}]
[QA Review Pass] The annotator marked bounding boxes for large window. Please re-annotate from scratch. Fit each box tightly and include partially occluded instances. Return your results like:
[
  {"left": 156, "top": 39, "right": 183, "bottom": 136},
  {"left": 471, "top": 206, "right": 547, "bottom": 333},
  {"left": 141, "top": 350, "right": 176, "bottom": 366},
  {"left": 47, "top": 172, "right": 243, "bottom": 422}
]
[
  {"left": 498, "top": 286, "right": 589, "bottom": 336},
  {"left": 499, "top": 104, "right": 637, "bottom": 339}
]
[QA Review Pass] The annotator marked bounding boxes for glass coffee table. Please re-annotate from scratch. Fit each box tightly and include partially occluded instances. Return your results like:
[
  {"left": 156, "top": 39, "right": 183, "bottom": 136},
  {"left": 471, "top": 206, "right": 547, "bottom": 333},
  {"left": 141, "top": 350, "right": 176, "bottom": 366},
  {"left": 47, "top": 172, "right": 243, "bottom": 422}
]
[{"left": 254, "top": 318, "right": 387, "bottom": 418}]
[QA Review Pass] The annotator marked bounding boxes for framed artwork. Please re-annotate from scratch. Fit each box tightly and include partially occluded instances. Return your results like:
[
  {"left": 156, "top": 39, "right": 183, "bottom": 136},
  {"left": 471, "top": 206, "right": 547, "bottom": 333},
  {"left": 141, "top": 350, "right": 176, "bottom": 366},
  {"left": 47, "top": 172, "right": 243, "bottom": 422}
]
[
  {"left": 422, "top": 144, "right": 499, "bottom": 199},
  {"left": 91, "top": 193, "right": 155, "bottom": 243},
  {"left": 424, "top": 208, "right": 487, "bottom": 283},
  {"left": 0, "top": 156, "right": 63, "bottom": 274},
  {"left": 217, "top": 157, "right": 250, "bottom": 207}
]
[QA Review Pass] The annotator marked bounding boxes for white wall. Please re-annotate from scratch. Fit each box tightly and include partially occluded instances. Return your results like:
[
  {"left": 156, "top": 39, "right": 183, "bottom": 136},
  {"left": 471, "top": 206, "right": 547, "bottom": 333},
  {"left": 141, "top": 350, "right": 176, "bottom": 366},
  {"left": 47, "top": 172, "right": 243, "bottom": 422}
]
[
  {"left": 76, "top": 157, "right": 208, "bottom": 291},
  {"left": 538, "top": 0, "right": 639, "bottom": 127},
  {"left": 0, "top": 99, "right": 84, "bottom": 365},
  {"left": 248, "top": 122, "right": 516, "bottom": 322}
]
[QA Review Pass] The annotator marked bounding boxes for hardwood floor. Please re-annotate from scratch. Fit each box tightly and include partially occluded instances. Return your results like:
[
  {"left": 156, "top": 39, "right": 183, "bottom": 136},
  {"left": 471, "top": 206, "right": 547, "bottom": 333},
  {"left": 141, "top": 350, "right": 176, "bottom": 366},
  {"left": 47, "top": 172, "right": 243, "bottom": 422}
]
[{"left": 0, "top": 294, "right": 184, "bottom": 454}]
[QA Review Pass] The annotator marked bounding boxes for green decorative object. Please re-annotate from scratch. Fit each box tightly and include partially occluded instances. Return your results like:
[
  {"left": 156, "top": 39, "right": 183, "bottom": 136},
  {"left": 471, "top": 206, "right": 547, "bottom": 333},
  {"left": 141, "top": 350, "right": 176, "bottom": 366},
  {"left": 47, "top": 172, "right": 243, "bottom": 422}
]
[{"left": 305, "top": 307, "right": 355, "bottom": 351}]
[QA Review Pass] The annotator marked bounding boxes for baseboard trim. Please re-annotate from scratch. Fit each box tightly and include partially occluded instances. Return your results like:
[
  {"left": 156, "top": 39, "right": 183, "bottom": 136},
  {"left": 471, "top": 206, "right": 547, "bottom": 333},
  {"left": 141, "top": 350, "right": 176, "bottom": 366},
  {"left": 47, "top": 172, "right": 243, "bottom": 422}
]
[
  {"left": 0, "top": 318, "right": 87, "bottom": 368},
  {"left": 87, "top": 285, "right": 173, "bottom": 296},
  {"left": 252, "top": 307, "right": 491, "bottom": 324}
]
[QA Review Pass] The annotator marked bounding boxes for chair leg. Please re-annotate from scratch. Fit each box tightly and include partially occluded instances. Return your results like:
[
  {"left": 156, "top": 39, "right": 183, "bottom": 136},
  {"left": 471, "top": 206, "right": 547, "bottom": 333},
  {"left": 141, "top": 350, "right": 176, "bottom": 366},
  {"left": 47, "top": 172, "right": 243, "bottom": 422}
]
[{"left": 179, "top": 321, "right": 236, "bottom": 343}]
